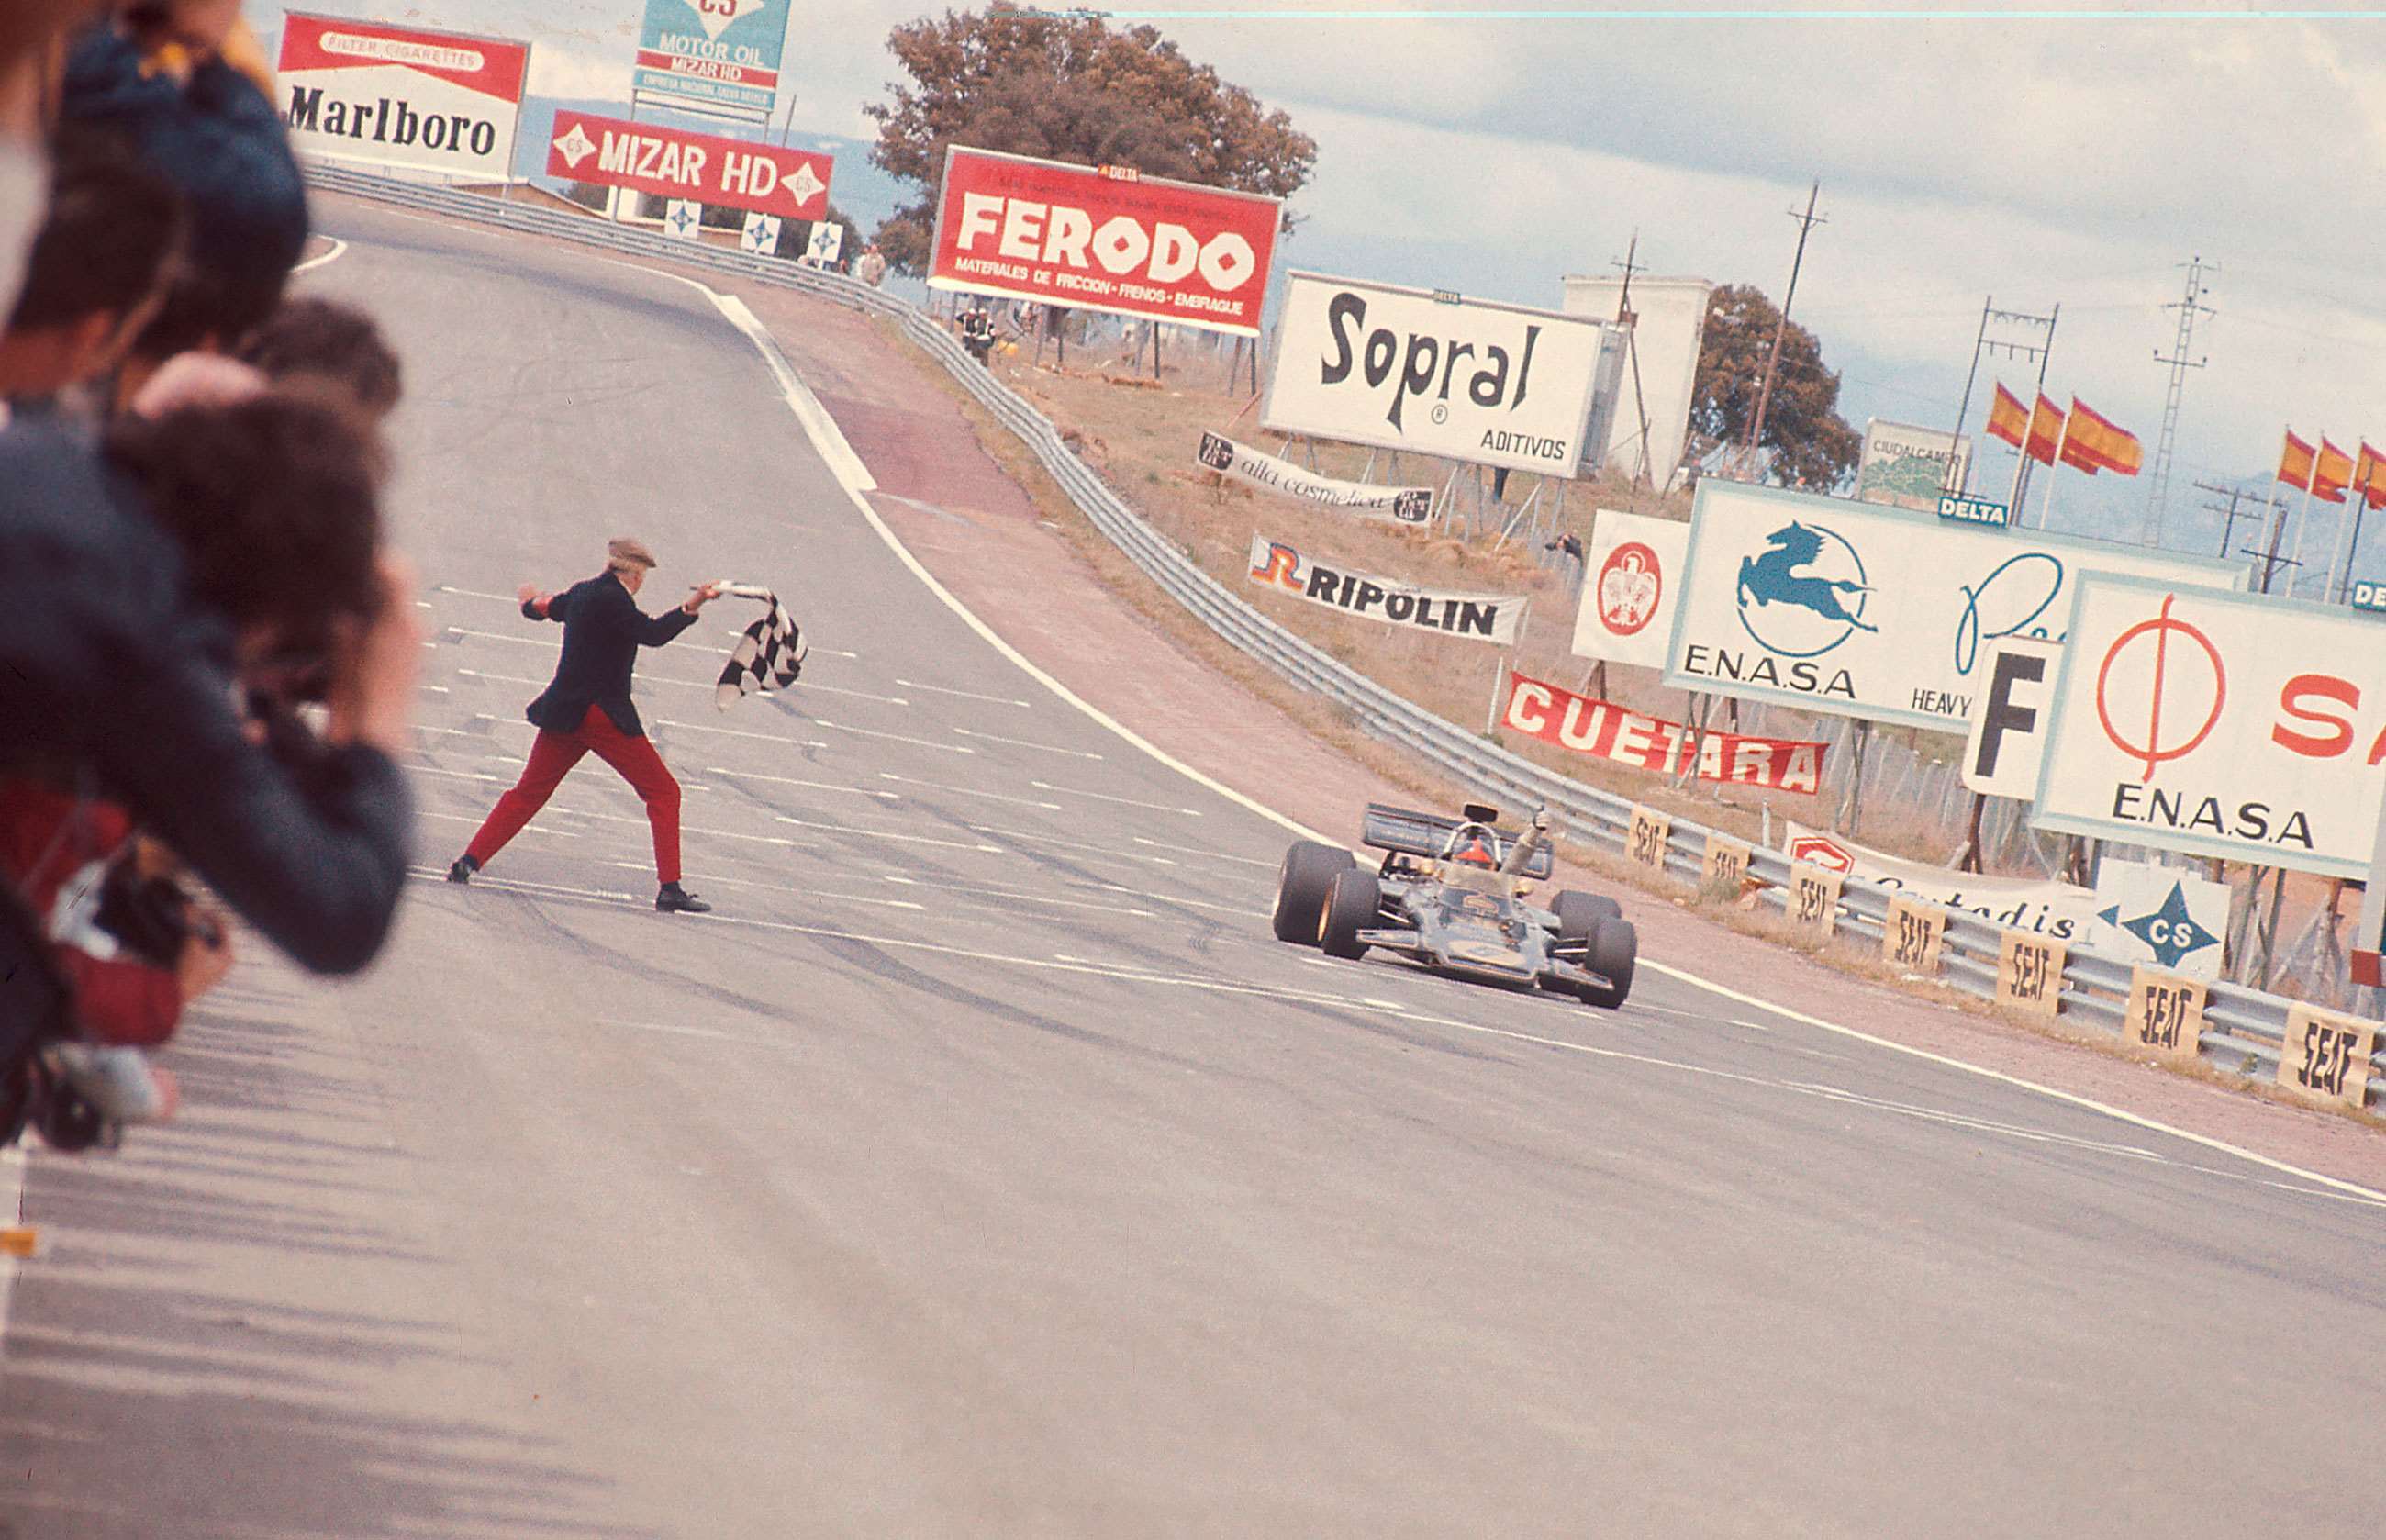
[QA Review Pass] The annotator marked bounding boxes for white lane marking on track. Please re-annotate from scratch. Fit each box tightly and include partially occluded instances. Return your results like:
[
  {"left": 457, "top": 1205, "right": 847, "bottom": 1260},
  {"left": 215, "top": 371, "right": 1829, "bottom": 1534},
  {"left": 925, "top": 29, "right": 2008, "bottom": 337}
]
[
  {"left": 811, "top": 719, "right": 973, "bottom": 753},
  {"left": 421, "top": 809, "right": 577, "bottom": 837},
  {"left": 880, "top": 875, "right": 1153, "bottom": 918},
  {"left": 1131, "top": 835, "right": 1276, "bottom": 868},
  {"left": 720, "top": 628, "right": 856, "bottom": 659},
  {"left": 708, "top": 767, "right": 898, "bottom": 800},
  {"left": 604, "top": 862, "right": 928, "bottom": 911},
  {"left": 953, "top": 727, "right": 1102, "bottom": 760},
  {"left": 774, "top": 814, "right": 1002, "bottom": 853},
  {"left": 964, "top": 826, "right": 1182, "bottom": 868},
  {"left": 898, "top": 679, "right": 1031, "bottom": 709},
  {"left": 652, "top": 717, "right": 829, "bottom": 750},
  {"left": 292, "top": 237, "right": 349, "bottom": 274},
  {"left": 674, "top": 251, "right": 2386, "bottom": 1212},
  {"left": 416, "top": 871, "right": 2349, "bottom": 1196},
  {"left": 435, "top": 584, "right": 519, "bottom": 602},
  {"left": 419, "top": 685, "right": 451, "bottom": 694},
  {"left": 877, "top": 773, "right": 1059, "bottom": 809},
  {"left": 0, "top": 1144, "right": 28, "bottom": 1356},
  {"left": 1031, "top": 781, "right": 1200, "bottom": 816}
]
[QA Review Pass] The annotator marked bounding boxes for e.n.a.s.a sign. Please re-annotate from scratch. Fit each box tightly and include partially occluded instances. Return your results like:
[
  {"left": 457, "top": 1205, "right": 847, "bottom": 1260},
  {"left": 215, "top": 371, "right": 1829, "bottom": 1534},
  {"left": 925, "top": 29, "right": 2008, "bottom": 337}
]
[
  {"left": 1261, "top": 273, "right": 1610, "bottom": 477},
  {"left": 1661, "top": 481, "right": 2242, "bottom": 731}
]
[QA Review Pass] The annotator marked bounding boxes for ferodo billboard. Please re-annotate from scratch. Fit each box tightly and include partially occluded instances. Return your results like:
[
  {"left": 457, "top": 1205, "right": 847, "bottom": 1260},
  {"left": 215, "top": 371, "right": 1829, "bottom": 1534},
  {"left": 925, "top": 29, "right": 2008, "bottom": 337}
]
[
  {"left": 1662, "top": 481, "right": 2243, "bottom": 731},
  {"left": 1263, "top": 273, "right": 1609, "bottom": 477},
  {"left": 278, "top": 12, "right": 530, "bottom": 183},
  {"left": 545, "top": 110, "right": 832, "bottom": 219},
  {"left": 2034, "top": 576, "right": 2386, "bottom": 877},
  {"left": 928, "top": 147, "right": 1281, "bottom": 337}
]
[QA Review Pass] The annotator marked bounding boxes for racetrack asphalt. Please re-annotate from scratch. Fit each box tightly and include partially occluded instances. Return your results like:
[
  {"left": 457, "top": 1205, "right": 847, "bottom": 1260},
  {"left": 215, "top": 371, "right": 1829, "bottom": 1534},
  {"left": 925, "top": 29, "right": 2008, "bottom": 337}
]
[{"left": 0, "top": 198, "right": 2379, "bottom": 1538}]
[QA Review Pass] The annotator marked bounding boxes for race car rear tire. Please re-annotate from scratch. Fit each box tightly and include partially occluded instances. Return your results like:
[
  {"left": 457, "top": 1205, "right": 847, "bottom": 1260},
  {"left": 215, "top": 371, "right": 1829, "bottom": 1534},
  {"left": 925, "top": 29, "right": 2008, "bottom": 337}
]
[
  {"left": 1274, "top": 842, "right": 1355, "bottom": 944},
  {"left": 1578, "top": 917, "right": 1638, "bottom": 1009},
  {"left": 1319, "top": 869, "right": 1380, "bottom": 959}
]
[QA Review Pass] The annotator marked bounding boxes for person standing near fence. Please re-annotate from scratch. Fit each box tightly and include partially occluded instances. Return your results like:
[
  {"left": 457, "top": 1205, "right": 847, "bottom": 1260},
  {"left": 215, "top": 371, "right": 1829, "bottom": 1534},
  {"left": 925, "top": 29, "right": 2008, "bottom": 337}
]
[{"left": 448, "top": 538, "right": 721, "bottom": 914}]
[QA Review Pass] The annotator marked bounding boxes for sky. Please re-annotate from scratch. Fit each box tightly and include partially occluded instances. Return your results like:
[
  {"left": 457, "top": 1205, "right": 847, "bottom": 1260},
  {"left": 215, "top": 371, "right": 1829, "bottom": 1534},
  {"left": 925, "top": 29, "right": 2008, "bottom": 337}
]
[{"left": 251, "top": 1, "right": 2386, "bottom": 593}]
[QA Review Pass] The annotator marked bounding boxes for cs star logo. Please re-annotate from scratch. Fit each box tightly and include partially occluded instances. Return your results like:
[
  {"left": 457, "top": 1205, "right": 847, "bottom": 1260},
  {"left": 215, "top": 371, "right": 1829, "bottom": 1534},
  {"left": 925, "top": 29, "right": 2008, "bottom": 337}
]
[{"left": 2097, "top": 879, "right": 2220, "bottom": 971}]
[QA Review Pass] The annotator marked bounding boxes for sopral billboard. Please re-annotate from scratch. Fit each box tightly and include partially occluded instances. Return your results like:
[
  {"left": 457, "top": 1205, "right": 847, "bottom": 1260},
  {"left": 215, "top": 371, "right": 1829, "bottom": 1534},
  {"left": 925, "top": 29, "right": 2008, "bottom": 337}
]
[
  {"left": 1661, "top": 481, "right": 2245, "bottom": 733},
  {"left": 1263, "top": 273, "right": 1611, "bottom": 478},
  {"left": 545, "top": 110, "right": 832, "bottom": 220},
  {"left": 1856, "top": 418, "right": 1972, "bottom": 512},
  {"left": 2034, "top": 575, "right": 2386, "bottom": 878},
  {"left": 631, "top": 0, "right": 790, "bottom": 122},
  {"left": 277, "top": 12, "right": 530, "bottom": 183},
  {"left": 928, "top": 147, "right": 1281, "bottom": 337}
]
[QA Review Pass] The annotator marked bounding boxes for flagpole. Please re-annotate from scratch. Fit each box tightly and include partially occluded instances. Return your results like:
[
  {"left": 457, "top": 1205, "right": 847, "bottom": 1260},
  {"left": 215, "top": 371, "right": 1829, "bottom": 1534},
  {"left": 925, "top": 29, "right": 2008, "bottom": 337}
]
[
  {"left": 2287, "top": 457, "right": 2317, "bottom": 599},
  {"left": 2037, "top": 404, "right": 2074, "bottom": 530},
  {"left": 2257, "top": 483, "right": 2288, "bottom": 594}
]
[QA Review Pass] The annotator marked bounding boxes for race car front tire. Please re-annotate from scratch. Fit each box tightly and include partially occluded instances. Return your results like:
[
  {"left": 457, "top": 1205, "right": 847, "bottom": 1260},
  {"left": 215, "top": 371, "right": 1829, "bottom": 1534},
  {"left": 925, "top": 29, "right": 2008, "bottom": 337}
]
[
  {"left": 1319, "top": 869, "right": 1381, "bottom": 959},
  {"left": 1274, "top": 842, "right": 1356, "bottom": 944},
  {"left": 1578, "top": 917, "right": 1638, "bottom": 1009}
]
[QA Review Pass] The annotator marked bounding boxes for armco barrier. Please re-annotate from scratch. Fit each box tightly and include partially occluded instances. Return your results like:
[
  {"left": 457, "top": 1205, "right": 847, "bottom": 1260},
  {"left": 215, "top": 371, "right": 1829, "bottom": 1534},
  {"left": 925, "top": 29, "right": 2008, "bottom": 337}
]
[{"left": 307, "top": 166, "right": 2382, "bottom": 1115}]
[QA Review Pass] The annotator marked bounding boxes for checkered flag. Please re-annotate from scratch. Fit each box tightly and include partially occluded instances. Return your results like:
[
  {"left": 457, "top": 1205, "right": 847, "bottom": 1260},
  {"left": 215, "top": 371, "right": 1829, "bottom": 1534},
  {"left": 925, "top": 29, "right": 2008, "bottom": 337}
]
[{"left": 713, "top": 584, "right": 806, "bottom": 710}]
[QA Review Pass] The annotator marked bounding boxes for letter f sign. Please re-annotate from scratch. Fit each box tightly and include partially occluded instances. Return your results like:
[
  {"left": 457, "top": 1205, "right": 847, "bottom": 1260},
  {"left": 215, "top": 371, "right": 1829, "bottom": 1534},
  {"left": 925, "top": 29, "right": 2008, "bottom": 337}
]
[{"left": 1962, "top": 636, "right": 2058, "bottom": 800}]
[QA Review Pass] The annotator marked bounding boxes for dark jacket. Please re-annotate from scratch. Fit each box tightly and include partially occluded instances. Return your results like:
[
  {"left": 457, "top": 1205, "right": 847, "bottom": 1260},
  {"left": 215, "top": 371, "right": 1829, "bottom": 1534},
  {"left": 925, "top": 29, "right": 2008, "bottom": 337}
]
[
  {"left": 0, "top": 422, "right": 410, "bottom": 979},
  {"left": 522, "top": 573, "right": 699, "bottom": 737}
]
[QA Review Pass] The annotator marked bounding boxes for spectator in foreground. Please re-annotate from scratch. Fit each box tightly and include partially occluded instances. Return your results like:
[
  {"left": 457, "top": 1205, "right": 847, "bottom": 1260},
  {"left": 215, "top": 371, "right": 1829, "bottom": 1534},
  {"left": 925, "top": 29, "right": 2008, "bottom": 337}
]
[
  {"left": 0, "top": 128, "right": 184, "bottom": 407},
  {"left": 236, "top": 296, "right": 404, "bottom": 422}
]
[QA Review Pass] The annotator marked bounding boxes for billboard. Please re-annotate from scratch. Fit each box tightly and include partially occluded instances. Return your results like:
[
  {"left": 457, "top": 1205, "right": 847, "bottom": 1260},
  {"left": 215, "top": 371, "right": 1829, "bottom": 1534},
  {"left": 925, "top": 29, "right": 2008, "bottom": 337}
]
[
  {"left": 1560, "top": 275, "right": 1712, "bottom": 485},
  {"left": 2034, "top": 575, "right": 2386, "bottom": 877},
  {"left": 1502, "top": 673, "right": 1826, "bottom": 792},
  {"left": 1570, "top": 508, "right": 1688, "bottom": 669},
  {"left": 631, "top": 0, "right": 790, "bottom": 122},
  {"left": 1264, "top": 273, "right": 1611, "bottom": 477},
  {"left": 927, "top": 148, "right": 1281, "bottom": 337},
  {"left": 277, "top": 12, "right": 530, "bottom": 183},
  {"left": 1195, "top": 433, "right": 1431, "bottom": 522},
  {"left": 1662, "top": 481, "right": 2245, "bottom": 732},
  {"left": 545, "top": 110, "right": 832, "bottom": 220},
  {"left": 1856, "top": 419, "right": 1973, "bottom": 512},
  {"left": 1246, "top": 534, "right": 1526, "bottom": 645},
  {"left": 1782, "top": 822, "right": 2095, "bottom": 941}
]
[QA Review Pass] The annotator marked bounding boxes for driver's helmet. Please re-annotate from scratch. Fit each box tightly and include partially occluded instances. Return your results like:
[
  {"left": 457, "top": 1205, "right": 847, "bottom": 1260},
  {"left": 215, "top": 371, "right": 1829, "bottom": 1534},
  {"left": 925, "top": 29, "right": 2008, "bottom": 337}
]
[{"left": 1445, "top": 822, "right": 1499, "bottom": 868}]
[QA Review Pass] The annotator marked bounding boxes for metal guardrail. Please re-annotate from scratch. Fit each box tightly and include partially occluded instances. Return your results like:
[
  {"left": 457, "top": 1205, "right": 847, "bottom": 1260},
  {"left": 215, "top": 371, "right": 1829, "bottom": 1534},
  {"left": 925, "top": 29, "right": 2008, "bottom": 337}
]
[{"left": 308, "top": 166, "right": 2381, "bottom": 1116}]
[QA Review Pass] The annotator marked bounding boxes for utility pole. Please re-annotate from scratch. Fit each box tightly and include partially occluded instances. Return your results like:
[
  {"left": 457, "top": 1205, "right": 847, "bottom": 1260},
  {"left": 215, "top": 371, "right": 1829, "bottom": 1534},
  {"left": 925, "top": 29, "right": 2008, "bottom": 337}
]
[
  {"left": 1611, "top": 232, "right": 1656, "bottom": 488},
  {"left": 2146, "top": 256, "right": 2216, "bottom": 547},
  {"left": 1950, "top": 299, "right": 2057, "bottom": 502},
  {"left": 1743, "top": 180, "right": 1824, "bottom": 479},
  {"left": 2194, "top": 476, "right": 2265, "bottom": 564}
]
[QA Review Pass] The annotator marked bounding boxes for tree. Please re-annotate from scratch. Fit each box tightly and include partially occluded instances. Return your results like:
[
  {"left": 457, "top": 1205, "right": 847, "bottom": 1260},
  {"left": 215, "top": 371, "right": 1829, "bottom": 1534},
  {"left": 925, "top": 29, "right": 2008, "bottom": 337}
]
[
  {"left": 864, "top": 3, "right": 1317, "bottom": 273},
  {"left": 1687, "top": 283, "right": 1860, "bottom": 491}
]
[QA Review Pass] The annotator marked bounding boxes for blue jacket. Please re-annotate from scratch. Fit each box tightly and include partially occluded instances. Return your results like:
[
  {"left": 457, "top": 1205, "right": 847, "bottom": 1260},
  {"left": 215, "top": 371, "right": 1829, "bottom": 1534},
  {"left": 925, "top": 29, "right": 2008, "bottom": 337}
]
[{"left": 522, "top": 574, "right": 699, "bottom": 737}]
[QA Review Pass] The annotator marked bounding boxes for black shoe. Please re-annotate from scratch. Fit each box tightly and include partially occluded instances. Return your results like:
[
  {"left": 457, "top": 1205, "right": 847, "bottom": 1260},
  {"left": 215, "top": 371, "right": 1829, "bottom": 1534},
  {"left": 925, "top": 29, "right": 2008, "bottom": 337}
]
[
  {"left": 447, "top": 855, "right": 479, "bottom": 884},
  {"left": 656, "top": 883, "right": 711, "bottom": 914}
]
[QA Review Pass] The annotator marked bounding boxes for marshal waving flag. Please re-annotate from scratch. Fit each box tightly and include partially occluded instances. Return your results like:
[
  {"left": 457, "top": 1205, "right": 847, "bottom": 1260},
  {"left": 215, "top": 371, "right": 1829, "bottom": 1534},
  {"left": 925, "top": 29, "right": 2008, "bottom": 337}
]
[
  {"left": 1500, "top": 672, "right": 1827, "bottom": 792},
  {"left": 2059, "top": 396, "right": 2143, "bottom": 476}
]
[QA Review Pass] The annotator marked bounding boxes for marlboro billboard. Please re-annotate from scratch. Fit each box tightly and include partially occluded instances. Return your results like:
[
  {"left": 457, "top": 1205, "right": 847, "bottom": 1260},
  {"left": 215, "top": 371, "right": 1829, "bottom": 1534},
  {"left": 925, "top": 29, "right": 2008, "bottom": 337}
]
[
  {"left": 928, "top": 147, "right": 1282, "bottom": 337},
  {"left": 544, "top": 110, "right": 832, "bottom": 220},
  {"left": 278, "top": 12, "right": 530, "bottom": 183}
]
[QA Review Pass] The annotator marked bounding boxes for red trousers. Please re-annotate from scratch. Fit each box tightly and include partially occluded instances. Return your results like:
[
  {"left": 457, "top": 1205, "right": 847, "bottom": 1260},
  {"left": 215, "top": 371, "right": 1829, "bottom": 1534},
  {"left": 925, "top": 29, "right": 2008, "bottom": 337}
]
[{"left": 465, "top": 706, "right": 682, "bottom": 884}]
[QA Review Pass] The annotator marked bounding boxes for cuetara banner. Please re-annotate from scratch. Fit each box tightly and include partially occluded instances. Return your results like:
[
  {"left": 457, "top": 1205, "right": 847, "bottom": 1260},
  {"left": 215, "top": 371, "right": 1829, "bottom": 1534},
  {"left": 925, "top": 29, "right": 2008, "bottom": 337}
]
[
  {"left": 1246, "top": 535, "right": 1525, "bottom": 644},
  {"left": 1501, "top": 673, "right": 1827, "bottom": 792},
  {"left": 928, "top": 148, "right": 1282, "bottom": 336},
  {"left": 1262, "top": 273, "right": 1610, "bottom": 477},
  {"left": 278, "top": 12, "right": 530, "bottom": 183},
  {"left": 545, "top": 110, "right": 832, "bottom": 219},
  {"left": 1196, "top": 433, "right": 1431, "bottom": 522}
]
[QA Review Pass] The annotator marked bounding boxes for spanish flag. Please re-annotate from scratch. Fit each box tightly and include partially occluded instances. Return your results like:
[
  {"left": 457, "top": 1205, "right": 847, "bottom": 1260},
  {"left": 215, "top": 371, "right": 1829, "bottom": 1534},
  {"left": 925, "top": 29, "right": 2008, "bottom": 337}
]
[
  {"left": 2358, "top": 442, "right": 2386, "bottom": 509},
  {"left": 2279, "top": 430, "right": 2316, "bottom": 490},
  {"left": 2060, "top": 397, "right": 2144, "bottom": 476},
  {"left": 2314, "top": 437, "right": 2354, "bottom": 504},
  {"left": 1985, "top": 383, "right": 2031, "bottom": 450},
  {"left": 2026, "top": 393, "right": 2065, "bottom": 465}
]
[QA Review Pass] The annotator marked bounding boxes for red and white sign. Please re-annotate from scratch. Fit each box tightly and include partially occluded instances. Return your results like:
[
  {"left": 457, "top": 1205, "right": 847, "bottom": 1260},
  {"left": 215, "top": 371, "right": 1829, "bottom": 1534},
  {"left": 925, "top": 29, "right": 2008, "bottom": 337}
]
[
  {"left": 2036, "top": 575, "right": 2386, "bottom": 877},
  {"left": 278, "top": 12, "right": 530, "bottom": 182},
  {"left": 1782, "top": 822, "right": 2095, "bottom": 940},
  {"left": 1789, "top": 832, "right": 1854, "bottom": 872},
  {"left": 928, "top": 147, "right": 1282, "bottom": 337},
  {"left": 544, "top": 110, "right": 832, "bottom": 219},
  {"left": 1500, "top": 672, "right": 1828, "bottom": 793},
  {"left": 1570, "top": 508, "right": 1689, "bottom": 669}
]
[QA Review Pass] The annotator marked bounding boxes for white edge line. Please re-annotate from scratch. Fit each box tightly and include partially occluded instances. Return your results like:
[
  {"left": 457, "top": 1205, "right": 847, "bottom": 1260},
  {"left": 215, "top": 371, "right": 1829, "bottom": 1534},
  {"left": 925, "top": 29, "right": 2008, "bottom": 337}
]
[
  {"left": 291, "top": 236, "right": 349, "bottom": 275},
  {"left": 684, "top": 256, "right": 2386, "bottom": 1213}
]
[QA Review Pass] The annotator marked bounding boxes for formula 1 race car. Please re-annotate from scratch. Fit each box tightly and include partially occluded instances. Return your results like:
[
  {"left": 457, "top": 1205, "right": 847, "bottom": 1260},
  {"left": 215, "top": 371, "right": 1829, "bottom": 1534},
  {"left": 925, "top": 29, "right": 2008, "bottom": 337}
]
[{"left": 1270, "top": 802, "right": 1637, "bottom": 1009}]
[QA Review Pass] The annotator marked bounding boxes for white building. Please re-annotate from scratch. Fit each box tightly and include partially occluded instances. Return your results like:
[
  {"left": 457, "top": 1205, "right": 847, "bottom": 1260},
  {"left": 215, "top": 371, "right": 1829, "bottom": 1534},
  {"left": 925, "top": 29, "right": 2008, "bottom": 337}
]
[{"left": 1561, "top": 274, "right": 1713, "bottom": 486}]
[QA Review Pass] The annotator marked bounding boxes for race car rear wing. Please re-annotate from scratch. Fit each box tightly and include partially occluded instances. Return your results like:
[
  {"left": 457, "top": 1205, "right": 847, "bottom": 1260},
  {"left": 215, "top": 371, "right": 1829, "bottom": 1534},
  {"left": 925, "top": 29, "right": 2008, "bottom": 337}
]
[{"left": 1361, "top": 803, "right": 1554, "bottom": 878}]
